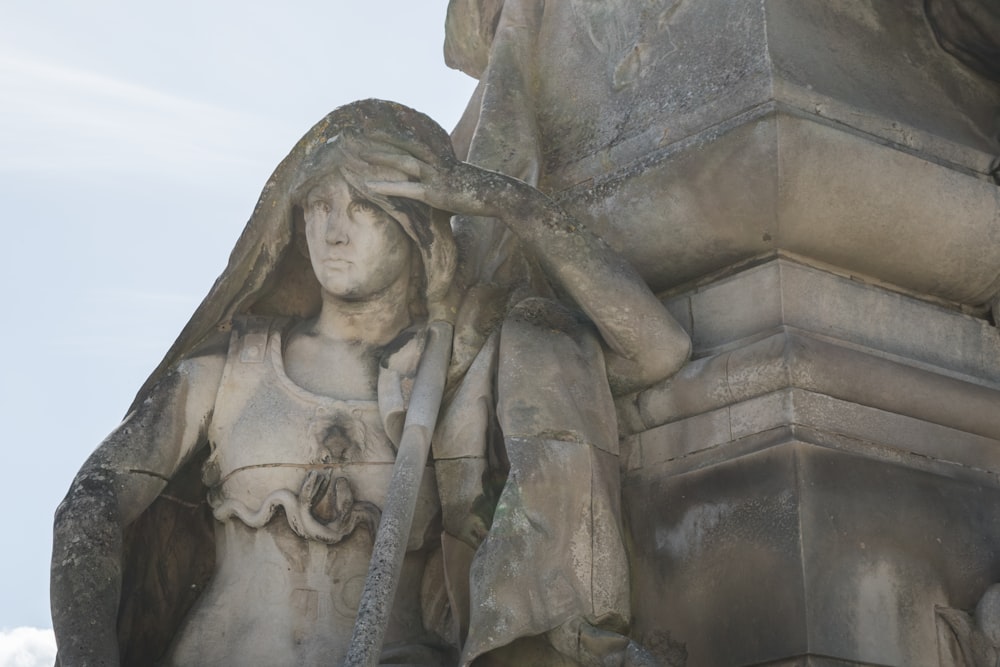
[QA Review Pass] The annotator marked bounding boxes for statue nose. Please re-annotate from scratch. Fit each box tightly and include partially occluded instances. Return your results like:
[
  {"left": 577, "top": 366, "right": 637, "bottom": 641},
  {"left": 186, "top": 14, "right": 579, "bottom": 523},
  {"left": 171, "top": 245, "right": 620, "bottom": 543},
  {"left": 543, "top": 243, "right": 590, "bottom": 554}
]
[{"left": 326, "top": 218, "right": 349, "bottom": 245}]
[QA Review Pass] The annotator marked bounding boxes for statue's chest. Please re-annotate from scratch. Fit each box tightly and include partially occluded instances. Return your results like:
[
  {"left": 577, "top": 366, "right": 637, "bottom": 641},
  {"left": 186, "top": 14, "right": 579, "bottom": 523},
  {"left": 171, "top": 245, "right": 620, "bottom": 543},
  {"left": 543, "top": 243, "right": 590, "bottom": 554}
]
[
  {"left": 204, "top": 321, "right": 398, "bottom": 535},
  {"left": 209, "top": 382, "right": 394, "bottom": 498}
]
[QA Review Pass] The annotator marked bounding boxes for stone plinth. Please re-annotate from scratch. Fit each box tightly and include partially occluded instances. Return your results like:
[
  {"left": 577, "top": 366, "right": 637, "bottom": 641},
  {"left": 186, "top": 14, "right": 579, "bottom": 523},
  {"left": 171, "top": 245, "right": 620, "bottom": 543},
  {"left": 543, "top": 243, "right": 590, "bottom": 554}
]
[
  {"left": 618, "top": 256, "right": 1000, "bottom": 666},
  {"left": 515, "top": 0, "right": 1000, "bottom": 303},
  {"left": 558, "top": 109, "right": 1000, "bottom": 304},
  {"left": 535, "top": 0, "right": 998, "bottom": 182}
]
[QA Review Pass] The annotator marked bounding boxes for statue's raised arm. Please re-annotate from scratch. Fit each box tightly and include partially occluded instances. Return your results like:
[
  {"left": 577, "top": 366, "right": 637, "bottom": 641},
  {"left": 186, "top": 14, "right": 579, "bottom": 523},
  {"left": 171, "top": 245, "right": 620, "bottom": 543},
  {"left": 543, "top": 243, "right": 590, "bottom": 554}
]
[
  {"left": 339, "top": 129, "right": 691, "bottom": 395},
  {"left": 338, "top": 113, "right": 691, "bottom": 666}
]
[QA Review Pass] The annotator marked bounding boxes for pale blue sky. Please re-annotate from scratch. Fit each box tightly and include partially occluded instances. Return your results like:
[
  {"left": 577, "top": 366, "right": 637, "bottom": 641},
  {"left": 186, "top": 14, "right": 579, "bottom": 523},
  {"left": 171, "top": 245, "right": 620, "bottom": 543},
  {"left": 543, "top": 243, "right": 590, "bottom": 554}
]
[{"left": 0, "top": 0, "right": 476, "bottom": 639}]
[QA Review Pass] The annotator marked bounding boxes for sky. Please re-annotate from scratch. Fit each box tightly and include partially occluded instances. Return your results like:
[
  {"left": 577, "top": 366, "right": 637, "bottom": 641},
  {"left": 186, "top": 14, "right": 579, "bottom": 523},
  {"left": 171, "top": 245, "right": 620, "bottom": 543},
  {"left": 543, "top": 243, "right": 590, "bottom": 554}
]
[{"left": 0, "top": 2, "right": 477, "bottom": 664}]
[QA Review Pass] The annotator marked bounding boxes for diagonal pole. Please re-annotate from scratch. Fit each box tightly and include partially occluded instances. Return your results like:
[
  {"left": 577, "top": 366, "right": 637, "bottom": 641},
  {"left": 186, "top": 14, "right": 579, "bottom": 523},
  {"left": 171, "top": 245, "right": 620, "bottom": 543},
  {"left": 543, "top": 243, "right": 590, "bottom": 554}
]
[{"left": 344, "top": 319, "right": 454, "bottom": 666}]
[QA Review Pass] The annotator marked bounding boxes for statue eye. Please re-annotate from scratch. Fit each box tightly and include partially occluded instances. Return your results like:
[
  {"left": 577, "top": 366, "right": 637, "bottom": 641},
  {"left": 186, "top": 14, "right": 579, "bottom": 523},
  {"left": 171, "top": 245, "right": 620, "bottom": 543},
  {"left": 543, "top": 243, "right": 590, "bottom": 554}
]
[
  {"left": 309, "top": 200, "right": 333, "bottom": 216},
  {"left": 350, "top": 198, "right": 379, "bottom": 214}
]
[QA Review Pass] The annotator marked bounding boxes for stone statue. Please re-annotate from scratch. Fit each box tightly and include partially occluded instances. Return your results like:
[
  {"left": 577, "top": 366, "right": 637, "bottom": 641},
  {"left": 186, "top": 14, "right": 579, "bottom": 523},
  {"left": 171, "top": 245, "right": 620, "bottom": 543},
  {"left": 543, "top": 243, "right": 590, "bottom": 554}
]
[
  {"left": 51, "top": 99, "right": 690, "bottom": 665},
  {"left": 937, "top": 585, "right": 1000, "bottom": 666},
  {"left": 924, "top": 0, "right": 1000, "bottom": 188},
  {"left": 925, "top": 0, "right": 1000, "bottom": 83}
]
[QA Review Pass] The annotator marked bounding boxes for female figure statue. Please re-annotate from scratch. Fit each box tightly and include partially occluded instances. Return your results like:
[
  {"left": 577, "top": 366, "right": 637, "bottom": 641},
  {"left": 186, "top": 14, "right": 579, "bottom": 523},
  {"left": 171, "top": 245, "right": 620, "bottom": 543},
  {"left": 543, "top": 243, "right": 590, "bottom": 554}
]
[{"left": 51, "top": 99, "right": 690, "bottom": 666}]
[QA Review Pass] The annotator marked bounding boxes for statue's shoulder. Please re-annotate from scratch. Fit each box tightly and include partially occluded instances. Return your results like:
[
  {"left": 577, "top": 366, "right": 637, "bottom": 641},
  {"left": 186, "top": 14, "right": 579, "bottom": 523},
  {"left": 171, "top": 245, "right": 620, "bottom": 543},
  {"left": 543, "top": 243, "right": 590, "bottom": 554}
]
[
  {"left": 181, "top": 315, "right": 291, "bottom": 368},
  {"left": 167, "top": 317, "right": 291, "bottom": 394}
]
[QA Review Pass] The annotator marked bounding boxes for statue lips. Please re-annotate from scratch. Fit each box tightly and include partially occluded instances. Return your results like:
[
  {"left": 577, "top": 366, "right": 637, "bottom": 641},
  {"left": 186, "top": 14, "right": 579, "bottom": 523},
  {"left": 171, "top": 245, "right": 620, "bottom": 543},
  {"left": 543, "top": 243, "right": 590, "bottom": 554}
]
[{"left": 323, "top": 257, "right": 352, "bottom": 268}]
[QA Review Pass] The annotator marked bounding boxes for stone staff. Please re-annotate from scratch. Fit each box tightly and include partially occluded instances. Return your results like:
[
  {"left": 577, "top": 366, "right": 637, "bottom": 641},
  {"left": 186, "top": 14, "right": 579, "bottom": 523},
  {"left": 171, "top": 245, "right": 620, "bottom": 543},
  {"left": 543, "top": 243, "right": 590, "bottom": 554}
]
[{"left": 344, "top": 319, "right": 454, "bottom": 666}]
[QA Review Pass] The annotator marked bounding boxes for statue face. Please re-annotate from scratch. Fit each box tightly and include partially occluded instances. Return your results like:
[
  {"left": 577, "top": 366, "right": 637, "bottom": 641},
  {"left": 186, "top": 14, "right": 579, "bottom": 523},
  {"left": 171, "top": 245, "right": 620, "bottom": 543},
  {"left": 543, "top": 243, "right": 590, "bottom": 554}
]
[{"left": 302, "top": 173, "right": 413, "bottom": 300}]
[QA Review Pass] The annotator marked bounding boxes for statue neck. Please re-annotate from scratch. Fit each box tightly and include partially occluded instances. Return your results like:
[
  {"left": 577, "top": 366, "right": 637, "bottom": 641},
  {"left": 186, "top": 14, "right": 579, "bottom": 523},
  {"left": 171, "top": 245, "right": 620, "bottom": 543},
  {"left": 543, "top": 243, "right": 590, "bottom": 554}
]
[{"left": 313, "top": 277, "right": 414, "bottom": 347}]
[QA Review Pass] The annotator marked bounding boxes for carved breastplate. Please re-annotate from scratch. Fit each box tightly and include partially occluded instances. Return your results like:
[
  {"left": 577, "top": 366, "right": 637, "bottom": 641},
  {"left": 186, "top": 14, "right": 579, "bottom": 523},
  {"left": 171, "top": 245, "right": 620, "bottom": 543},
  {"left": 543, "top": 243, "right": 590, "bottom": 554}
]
[{"left": 204, "top": 317, "right": 437, "bottom": 547}]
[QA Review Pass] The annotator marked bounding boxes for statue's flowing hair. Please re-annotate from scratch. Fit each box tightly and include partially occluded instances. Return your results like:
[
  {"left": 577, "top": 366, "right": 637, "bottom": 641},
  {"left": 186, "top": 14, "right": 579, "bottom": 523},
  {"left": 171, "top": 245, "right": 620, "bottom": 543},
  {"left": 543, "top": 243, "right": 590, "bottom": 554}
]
[{"left": 114, "top": 99, "right": 456, "bottom": 665}]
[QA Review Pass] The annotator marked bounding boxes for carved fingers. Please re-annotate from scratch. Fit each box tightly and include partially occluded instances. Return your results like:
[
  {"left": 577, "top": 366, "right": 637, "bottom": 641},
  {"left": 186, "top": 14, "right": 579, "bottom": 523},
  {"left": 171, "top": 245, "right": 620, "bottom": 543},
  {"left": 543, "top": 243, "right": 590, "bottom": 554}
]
[
  {"left": 350, "top": 123, "right": 458, "bottom": 172},
  {"left": 339, "top": 130, "right": 513, "bottom": 219},
  {"left": 353, "top": 147, "right": 428, "bottom": 180},
  {"left": 340, "top": 133, "right": 440, "bottom": 198}
]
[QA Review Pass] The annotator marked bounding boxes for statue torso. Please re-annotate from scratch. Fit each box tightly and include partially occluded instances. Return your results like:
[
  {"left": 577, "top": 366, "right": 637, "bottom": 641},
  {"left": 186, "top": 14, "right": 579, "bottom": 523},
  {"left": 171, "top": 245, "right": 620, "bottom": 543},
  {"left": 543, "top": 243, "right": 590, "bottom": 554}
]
[{"left": 163, "top": 317, "right": 440, "bottom": 666}]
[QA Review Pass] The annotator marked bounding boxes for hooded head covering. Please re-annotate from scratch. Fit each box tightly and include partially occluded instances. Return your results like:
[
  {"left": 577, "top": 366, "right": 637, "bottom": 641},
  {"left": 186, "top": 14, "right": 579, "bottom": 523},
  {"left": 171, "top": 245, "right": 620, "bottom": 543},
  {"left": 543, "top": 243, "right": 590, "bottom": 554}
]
[{"left": 129, "top": 98, "right": 457, "bottom": 412}]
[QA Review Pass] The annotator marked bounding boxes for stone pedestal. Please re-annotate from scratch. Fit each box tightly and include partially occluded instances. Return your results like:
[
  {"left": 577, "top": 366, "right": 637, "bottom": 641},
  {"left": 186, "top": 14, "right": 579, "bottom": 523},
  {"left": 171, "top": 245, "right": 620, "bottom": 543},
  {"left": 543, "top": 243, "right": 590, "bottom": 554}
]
[{"left": 617, "top": 256, "right": 1000, "bottom": 666}]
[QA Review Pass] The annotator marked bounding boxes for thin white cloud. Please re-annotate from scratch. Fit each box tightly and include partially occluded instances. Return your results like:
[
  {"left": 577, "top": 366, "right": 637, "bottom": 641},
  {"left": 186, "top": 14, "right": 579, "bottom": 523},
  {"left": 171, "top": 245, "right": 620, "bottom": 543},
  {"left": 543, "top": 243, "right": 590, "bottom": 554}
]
[
  {"left": 0, "top": 627, "right": 56, "bottom": 667},
  {"left": 1, "top": 53, "right": 224, "bottom": 117},
  {"left": 0, "top": 51, "right": 280, "bottom": 177}
]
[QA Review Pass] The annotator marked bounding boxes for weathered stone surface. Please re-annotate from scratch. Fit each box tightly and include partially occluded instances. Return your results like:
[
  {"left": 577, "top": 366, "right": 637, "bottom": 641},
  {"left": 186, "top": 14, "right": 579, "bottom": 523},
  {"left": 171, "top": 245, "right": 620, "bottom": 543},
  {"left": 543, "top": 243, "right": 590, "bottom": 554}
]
[
  {"left": 926, "top": 0, "right": 1000, "bottom": 82},
  {"left": 501, "top": 0, "right": 1000, "bottom": 183},
  {"left": 619, "top": 256, "right": 1000, "bottom": 666},
  {"left": 556, "top": 110, "right": 1000, "bottom": 303},
  {"left": 453, "top": 0, "right": 1000, "bottom": 305},
  {"left": 618, "top": 258, "right": 1000, "bottom": 447},
  {"left": 668, "top": 256, "right": 1000, "bottom": 378},
  {"left": 626, "top": 435, "right": 1000, "bottom": 667}
]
